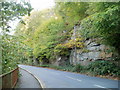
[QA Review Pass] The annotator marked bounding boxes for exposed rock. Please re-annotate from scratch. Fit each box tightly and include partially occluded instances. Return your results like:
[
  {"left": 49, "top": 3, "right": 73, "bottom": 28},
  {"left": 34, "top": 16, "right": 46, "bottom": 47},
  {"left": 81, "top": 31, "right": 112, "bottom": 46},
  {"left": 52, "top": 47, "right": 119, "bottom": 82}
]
[
  {"left": 69, "top": 39, "right": 113, "bottom": 66},
  {"left": 53, "top": 56, "right": 69, "bottom": 66}
]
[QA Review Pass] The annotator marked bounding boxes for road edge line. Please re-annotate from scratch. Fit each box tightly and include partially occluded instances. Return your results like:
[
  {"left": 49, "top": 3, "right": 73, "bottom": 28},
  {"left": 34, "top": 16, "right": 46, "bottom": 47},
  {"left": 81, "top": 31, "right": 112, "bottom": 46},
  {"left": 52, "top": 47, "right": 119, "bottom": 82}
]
[{"left": 19, "top": 67, "right": 46, "bottom": 89}]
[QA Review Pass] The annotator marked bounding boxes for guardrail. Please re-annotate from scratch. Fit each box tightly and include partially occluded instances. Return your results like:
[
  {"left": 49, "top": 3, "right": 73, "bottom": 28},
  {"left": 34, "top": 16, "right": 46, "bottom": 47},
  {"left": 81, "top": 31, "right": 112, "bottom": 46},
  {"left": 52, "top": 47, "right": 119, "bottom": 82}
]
[{"left": 0, "top": 68, "right": 19, "bottom": 89}]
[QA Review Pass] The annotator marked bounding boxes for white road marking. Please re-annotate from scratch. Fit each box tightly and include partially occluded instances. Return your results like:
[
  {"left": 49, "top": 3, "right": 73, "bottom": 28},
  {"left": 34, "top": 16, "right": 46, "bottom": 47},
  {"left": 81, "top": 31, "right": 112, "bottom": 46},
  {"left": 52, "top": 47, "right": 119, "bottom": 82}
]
[
  {"left": 94, "top": 85, "right": 112, "bottom": 90},
  {"left": 65, "top": 76, "right": 82, "bottom": 82},
  {"left": 76, "top": 79, "right": 82, "bottom": 82},
  {"left": 94, "top": 84, "right": 106, "bottom": 88}
]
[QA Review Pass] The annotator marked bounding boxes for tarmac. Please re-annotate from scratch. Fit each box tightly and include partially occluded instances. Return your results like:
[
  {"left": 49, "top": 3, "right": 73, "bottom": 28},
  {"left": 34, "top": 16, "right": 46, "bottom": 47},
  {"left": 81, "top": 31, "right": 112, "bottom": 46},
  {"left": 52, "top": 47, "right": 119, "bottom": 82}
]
[{"left": 15, "top": 68, "right": 41, "bottom": 88}]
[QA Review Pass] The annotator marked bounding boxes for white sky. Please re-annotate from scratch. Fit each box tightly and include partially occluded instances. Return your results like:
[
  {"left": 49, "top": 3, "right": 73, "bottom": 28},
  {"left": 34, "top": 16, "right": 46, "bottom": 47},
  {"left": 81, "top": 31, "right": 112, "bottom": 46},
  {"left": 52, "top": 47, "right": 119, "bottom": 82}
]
[
  {"left": 11, "top": 0, "right": 55, "bottom": 10},
  {"left": 29, "top": 0, "right": 55, "bottom": 10},
  {"left": 7, "top": 0, "right": 55, "bottom": 35}
]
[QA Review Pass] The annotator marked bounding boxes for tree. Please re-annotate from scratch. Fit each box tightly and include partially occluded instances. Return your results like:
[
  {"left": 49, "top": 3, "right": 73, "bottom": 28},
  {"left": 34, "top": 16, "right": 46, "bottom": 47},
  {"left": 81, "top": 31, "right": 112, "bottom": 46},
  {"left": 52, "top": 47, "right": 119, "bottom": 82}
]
[
  {"left": 80, "top": 2, "right": 120, "bottom": 54},
  {"left": 0, "top": 1, "right": 32, "bottom": 32},
  {"left": 1, "top": 0, "right": 32, "bottom": 74},
  {"left": 55, "top": 2, "right": 88, "bottom": 27}
]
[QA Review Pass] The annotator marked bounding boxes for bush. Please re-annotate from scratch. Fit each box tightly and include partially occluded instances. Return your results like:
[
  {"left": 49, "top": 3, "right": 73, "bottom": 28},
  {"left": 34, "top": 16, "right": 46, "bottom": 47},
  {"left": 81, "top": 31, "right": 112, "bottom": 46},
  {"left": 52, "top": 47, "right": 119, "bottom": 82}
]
[
  {"left": 72, "top": 64, "right": 84, "bottom": 73},
  {"left": 87, "top": 61, "right": 120, "bottom": 76},
  {"left": 39, "top": 64, "right": 50, "bottom": 67}
]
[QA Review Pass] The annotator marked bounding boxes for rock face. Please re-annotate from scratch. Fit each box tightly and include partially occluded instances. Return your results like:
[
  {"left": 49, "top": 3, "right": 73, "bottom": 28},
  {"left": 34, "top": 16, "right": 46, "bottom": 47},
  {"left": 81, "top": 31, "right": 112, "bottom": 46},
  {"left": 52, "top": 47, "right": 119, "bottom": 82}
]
[
  {"left": 53, "top": 56, "right": 69, "bottom": 66},
  {"left": 53, "top": 26, "right": 114, "bottom": 66},
  {"left": 69, "top": 39, "right": 113, "bottom": 66}
]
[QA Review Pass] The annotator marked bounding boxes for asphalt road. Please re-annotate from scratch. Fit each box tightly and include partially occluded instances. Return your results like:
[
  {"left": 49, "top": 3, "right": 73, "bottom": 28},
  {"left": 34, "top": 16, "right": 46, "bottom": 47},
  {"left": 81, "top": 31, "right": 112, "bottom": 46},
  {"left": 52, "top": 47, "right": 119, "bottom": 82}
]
[
  {"left": 18, "top": 65, "right": 119, "bottom": 89},
  {"left": 15, "top": 68, "right": 41, "bottom": 88}
]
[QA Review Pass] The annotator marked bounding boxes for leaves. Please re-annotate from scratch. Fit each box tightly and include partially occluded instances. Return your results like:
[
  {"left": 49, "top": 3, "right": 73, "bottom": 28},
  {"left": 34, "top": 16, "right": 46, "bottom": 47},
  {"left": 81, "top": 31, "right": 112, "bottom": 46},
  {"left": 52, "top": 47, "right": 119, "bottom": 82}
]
[
  {"left": 80, "top": 2, "right": 120, "bottom": 53},
  {"left": 0, "top": 1, "right": 33, "bottom": 32},
  {"left": 1, "top": 0, "right": 32, "bottom": 74}
]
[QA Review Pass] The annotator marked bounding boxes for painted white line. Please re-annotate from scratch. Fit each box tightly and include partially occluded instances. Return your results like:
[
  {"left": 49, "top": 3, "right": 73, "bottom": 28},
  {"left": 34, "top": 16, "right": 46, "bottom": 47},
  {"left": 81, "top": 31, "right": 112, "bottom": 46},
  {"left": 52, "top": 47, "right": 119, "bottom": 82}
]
[
  {"left": 94, "top": 84, "right": 106, "bottom": 88},
  {"left": 65, "top": 76, "right": 82, "bottom": 82},
  {"left": 94, "top": 84, "right": 112, "bottom": 90},
  {"left": 76, "top": 79, "right": 82, "bottom": 82}
]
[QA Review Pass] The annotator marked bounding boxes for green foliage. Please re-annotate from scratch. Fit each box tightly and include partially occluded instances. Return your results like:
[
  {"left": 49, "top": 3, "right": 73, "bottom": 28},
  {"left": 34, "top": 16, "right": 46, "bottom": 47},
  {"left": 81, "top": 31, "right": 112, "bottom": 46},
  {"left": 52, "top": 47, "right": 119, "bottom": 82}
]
[
  {"left": 87, "top": 61, "right": 120, "bottom": 76},
  {"left": 32, "top": 17, "right": 66, "bottom": 59},
  {"left": 82, "top": 48, "right": 90, "bottom": 53},
  {"left": 64, "top": 38, "right": 84, "bottom": 49},
  {"left": 2, "top": 35, "right": 32, "bottom": 74},
  {"left": 54, "top": 44, "right": 69, "bottom": 56},
  {"left": 1, "top": 0, "right": 32, "bottom": 74},
  {"left": 72, "top": 64, "right": 84, "bottom": 73},
  {"left": 86, "top": 2, "right": 119, "bottom": 15},
  {"left": 55, "top": 2, "right": 88, "bottom": 27},
  {"left": 0, "top": 1, "right": 33, "bottom": 32},
  {"left": 39, "top": 62, "right": 119, "bottom": 77},
  {"left": 39, "top": 64, "right": 74, "bottom": 71},
  {"left": 80, "top": 2, "right": 120, "bottom": 54}
]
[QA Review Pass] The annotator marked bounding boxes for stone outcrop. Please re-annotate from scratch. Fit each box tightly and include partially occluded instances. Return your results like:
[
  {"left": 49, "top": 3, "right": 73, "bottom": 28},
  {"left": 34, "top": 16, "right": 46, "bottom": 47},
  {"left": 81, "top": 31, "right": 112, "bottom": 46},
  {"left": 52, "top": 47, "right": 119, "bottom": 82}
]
[
  {"left": 53, "top": 26, "right": 115, "bottom": 66},
  {"left": 69, "top": 39, "right": 113, "bottom": 66},
  {"left": 53, "top": 56, "right": 69, "bottom": 66}
]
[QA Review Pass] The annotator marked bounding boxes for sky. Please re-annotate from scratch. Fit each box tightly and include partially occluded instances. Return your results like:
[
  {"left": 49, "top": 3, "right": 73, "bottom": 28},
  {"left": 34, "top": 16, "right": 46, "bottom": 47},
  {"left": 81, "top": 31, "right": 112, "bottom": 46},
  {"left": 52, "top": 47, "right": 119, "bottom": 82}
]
[
  {"left": 10, "top": 0, "right": 55, "bottom": 10},
  {"left": 7, "top": 0, "right": 55, "bottom": 35},
  {"left": 29, "top": 0, "right": 55, "bottom": 10}
]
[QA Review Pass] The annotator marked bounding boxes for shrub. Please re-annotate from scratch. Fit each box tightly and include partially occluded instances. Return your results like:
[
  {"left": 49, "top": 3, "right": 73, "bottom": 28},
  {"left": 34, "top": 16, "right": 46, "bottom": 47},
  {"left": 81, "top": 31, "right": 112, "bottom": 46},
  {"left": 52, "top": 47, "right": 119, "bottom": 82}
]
[
  {"left": 39, "top": 64, "right": 50, "bottom": 67},
  {"left": 54, "top": 44, "right": 70, "bottom": 56},
  {"left": 72, "top": 64, "right": 84, "bottom": 73},
  {"left": 87, "top": 61, "right": 120, "bottom": 76}
]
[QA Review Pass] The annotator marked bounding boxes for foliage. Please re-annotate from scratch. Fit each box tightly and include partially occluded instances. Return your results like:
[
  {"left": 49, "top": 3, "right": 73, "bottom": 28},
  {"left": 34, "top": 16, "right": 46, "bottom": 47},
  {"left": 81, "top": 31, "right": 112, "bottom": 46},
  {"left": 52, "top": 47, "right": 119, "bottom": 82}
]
[
  {"left": 32, "top": 17, "right": 66, "bottom": 59},
  {"left": 1, "top": 0, "right": 32, "bottom": 74},
  {"left": 72, "top": 64, "right": 84, "bottom": 73},
  {"left": 16, "top": 14, "right": 71, "bottom": 63},
  {"left": 55, "top": 2, "right": 88, "bottom": 27},
  {"left": 87, "top": 61, "right": 120, "bottom": 76},
  {"left": 80, "top": 2, "right": 120, "bottom": 54},
  {"left": 39, "top": 62, "right": 119, "bottom": 77},
  {"left": 39, "top": 64, "right": 74, "bottom": 71},
  {"left": 1, "top": 35, "right": 32, "bottom": 73},
  {"left": 54, "top": 37, "right": 84, "bottom": 56},
  {"left": 54, "top": 44, "right": 69, "bottom": 56},
  {"left": 82, "top": 48, "right": 90, "bottom": 53},
  {"left": 0, "top": 1, "right": 32, "bottom": 32},
  {"left": 64, "top": 38, "right": 84, "bottom": 49}
]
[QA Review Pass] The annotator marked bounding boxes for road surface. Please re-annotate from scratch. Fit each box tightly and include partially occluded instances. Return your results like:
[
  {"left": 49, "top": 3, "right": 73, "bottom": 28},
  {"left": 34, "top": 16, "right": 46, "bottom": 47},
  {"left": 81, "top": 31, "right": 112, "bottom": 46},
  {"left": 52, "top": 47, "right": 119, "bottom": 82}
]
[
  {"left": 18, "top": 65, "right": 119, "bottom": 89},
  {"left": 15, "top": 68, "right": 41, "bottom": 88}
]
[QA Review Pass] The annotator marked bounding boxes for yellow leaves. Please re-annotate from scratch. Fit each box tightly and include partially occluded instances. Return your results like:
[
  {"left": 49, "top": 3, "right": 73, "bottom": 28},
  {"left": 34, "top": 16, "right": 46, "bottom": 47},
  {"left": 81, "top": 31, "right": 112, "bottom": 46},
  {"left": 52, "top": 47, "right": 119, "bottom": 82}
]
[
  {"left": 76, "top": 42, "right": 84, "bottom": 48},
  {"left": 64, "top": 42, "right": 73, "bottom": 48},
  {"left": 56, "top": 37, "right": 84, "bottom": 49},
  {"left": 40, "top": 45, "right": 47, "bottom": 49},
  {"left": 75, "top": 38, "right": 83, "bottom": 42}
]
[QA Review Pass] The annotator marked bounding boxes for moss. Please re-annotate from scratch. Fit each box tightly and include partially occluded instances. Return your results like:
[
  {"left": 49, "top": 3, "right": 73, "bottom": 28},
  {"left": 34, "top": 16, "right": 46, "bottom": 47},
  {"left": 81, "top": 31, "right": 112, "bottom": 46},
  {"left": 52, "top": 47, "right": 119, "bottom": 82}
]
[{"left": 82, "top": 48, "right": 90, "bottom": 53}]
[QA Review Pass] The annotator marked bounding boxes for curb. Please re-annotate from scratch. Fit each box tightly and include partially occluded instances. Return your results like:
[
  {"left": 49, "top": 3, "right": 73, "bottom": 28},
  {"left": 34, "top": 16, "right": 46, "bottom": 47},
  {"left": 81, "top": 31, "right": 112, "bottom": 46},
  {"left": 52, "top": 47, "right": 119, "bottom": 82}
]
[{"left": 19, "top": 67, "right": 46, "bottom": 89}]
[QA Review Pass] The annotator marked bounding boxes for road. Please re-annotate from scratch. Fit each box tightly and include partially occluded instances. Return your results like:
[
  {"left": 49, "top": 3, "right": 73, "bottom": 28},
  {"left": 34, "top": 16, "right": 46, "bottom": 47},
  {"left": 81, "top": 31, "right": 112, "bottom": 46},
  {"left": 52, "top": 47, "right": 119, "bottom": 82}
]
[
  {"left": 15, "top": 69, "right": 41, "bottom": 88},
  {"left": 18, "top": 65, "right": 119, "bottom": 89}
]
